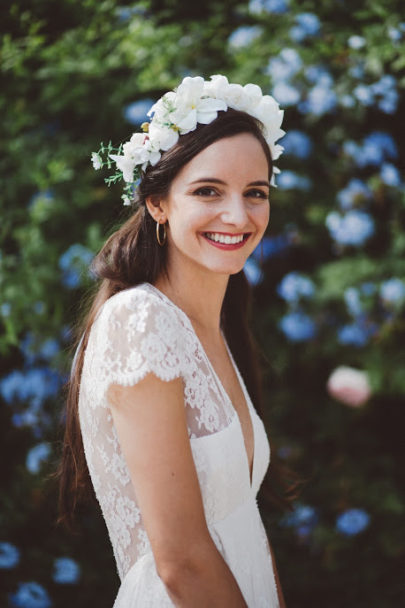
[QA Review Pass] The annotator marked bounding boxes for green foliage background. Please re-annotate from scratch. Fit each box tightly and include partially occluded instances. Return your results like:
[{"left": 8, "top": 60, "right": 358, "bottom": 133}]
[{"left": 1, "top": 0, "right": 404, "bottom": 606}]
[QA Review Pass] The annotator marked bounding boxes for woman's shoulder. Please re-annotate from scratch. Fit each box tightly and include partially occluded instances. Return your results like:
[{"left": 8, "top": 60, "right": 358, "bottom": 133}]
[
  {"left": 94, "top": 282, "right": 187, "bottom": 338},
  {"left": 88, "top": 282, "right": 189, "bottom": 384}
]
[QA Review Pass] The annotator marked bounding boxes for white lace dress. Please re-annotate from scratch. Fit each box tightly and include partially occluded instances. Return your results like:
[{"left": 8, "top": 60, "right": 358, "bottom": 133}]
[{"left": 78, "top": 282, "right": 280, "bottom": 607}]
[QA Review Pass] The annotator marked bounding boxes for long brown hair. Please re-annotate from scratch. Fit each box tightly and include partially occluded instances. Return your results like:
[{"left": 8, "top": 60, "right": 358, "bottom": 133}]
[{"left": 57, "top": 109, "right": 303, "bottom": 528}]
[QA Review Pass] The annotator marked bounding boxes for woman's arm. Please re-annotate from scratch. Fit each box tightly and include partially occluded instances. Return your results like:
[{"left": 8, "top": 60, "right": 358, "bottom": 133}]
[
  {"left": 267, "top": 539, "right": 287, "bottom": 608},
  {"left": 108, "top": 373, "right": 247, "bottom": 608}
]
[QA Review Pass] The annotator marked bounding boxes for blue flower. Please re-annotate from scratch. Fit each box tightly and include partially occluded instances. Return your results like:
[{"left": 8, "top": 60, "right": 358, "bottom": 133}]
[
  {"left": 361, "top": 282, "right": 376, "bottom": 296},
  {"left": 277, "top": 272, "right": 315, "bottom": 303},
  {"left": 371, "top": 75, "right": 396, "bottom": 96},
  {"left": 244, "top": 258, "right": 263, "bottom": 286},
  {"left": 279, "top": 130, "right": 312, "bottom": 159},
  {"left": 26, "top": 443, "right": 51, "bottom": 474},
  {"left": 378, "top": 89, "right": 399, "bottom": 114},
  {"left": 380, "top": 278, "right": 405, "bottom": 304},
  {"left": 252, "top": 234, "right": 291, "bottom": 261},
  {"left": 300, "top": 83, "right": 337, "bottom": 116},
  {"left": 353, "top": 84, "right": 374, "bottom": 106},
  {"left": 115, "top": 5, "right": 146, "bottom": 21},
  {"left": 336, "top": 508, "right": 370, "bottom": 536},
  {"left": 249, "top": 0, "right": 289, "bottom": 15},
  {"left": 337, "top": 179, "right": 372, "bottom": 210},
  {"left": 337, "top": 322, "right": 372, "bottom": 347},
  {"left": 290, "top": 13, "right": 320, "bottom": 41},
  {"left": 20, "top": 333, "right": 37, "bottom": 366},
  {"left": 279, "top": 312, "right": 316, "bottom": 342},
  {"left": 361, "top": 132, "right": 397, "bottom": 166},
  {"left": 371, "top": 75, "right": 399, "bottom": 114},
  {"left": 28, "top": 190, "right": 54, "bottom": 209},
  {"left": 1, "top": 302, "right": 11, "bottom": 316},
  {"left": 277, "top": 170, "right": 311, "bottom": 191},
  {"left": 0, "top": 542, "right": 20, "bottom": 569},
  {"left": 266, "top": 48, "right": 302, "bottom": 82},
  {"left": 9, "top": 582, "right": 52, "bottom": 608},
  {"left": 344, "top": 287, "right": 362, "bottom": 317},
  {"left": 305, "top": 65, "right": 333, "bottom": 86},
  {"left": 296, "top": 13, "right": 320, "bottom": 35},
  {"left": 272, "top": 81, "right": 301, "bottom": 106},
  {"left": 0, "top": 367, "right": 62, "bottom": 409},
  {"left": 277, "top": 445, "right": 293, "bottom": 459},
  {"left": 123, "top": 99, "right": 155, "bottom": 125},
  {"left": 343, "top": 132, "right": 397, "bottom": 168},
  {"left": 349, "top": 63, "right": 365, "bottom": 79},
  {"left": 59, "top": 244, "right": 94, "bottom": 289},
  {"left": 228, "top": 26, "right": 262, "bottom": 48},
  {"left": 380, "top": 163, "right": 401, "bottom": 187},
  {"left": 280, "top": 503, "right": 319, "bottom": 529},
  {"left": 340, "top": 95, "right": 355, "bottom": 110},
  {"left": 34, "top": 301, "right": 45, "bottom": 315},
  {"left": 53, "top": 557, "right": 81, "bottom": 584},
  {"left": 20, "top": 334, "right": 60, "bottom": 364},
  {"left": 38, "top": 339, "right": 60, "bottom": 361},
  {"left": 348, "top": 35, "right": 366, "bottom": 49},
  {"left": 326, "top": 210, "right": 375, "bottom": 246},
  {"left": 388, "top": 26, "right": 402, "bottom": 41}
]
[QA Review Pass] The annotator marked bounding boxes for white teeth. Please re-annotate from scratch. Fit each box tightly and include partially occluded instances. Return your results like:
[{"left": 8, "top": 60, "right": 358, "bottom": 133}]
[{"left": 205, "top": 232, "right": 245, "bottom": 244}]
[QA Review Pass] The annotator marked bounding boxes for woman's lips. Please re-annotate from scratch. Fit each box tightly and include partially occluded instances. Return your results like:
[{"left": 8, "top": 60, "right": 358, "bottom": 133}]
[{"left": 201, "top": 232, "right": 251, "bottom": 250}]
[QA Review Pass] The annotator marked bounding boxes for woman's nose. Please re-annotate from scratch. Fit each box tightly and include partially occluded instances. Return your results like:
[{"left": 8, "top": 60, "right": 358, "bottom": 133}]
[{"left": 220, "top": 194, "right": 249, "bottom": 227}]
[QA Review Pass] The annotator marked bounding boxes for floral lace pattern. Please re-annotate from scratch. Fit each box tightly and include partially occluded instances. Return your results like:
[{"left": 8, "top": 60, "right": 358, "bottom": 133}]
[{"left": 78, "top": 283, "right": 279, "bottom": 606}]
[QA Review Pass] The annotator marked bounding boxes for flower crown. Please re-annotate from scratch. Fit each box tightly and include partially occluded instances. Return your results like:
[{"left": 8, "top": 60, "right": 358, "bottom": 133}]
[{"left": 91, "top": 74, "right": 285, "bottom": 206}]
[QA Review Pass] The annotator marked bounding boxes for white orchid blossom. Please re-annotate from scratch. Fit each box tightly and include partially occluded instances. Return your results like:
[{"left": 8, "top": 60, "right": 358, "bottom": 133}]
[
  {"left": 93, "top": 74, "right": 286, "bottom": 203},
  {"left": 91, "top": 152, "right": 103, "bottom": 170}
]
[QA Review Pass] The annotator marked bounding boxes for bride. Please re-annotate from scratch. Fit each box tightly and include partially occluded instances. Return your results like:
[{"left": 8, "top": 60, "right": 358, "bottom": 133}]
[{"left": 57, "top": 75, "right": 290, "bottom": 607}]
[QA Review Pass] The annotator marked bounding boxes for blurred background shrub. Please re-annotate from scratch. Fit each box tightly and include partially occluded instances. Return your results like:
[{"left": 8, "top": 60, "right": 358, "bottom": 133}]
[{"left": 1, "top": 0, "right": 404, "bottom": 606}]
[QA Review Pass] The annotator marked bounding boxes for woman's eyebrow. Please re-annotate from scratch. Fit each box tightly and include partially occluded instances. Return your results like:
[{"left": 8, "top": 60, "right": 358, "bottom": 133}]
[{"left": 189, "top": 178, "right": 270, "bottom": 187}]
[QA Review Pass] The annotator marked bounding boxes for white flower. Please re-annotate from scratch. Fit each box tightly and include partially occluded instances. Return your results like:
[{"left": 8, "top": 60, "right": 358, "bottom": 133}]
[
  {"left": 109, "top": 153, "right": 136, "bottom": 183},
  {"left": 243, "top": 83, "right": 263, "bottom": 108},
  {"left": 110, "top": 133, "right": 151, "bottom": 181},
  {"left": 253, "top": 95, "right": 285, "bottom": 141},
  {"left": 91, "top": 152, "right": 102, "bottom": 170},
  {"left": 270, "top": 143, "right": 285, "bottom": 161},
  {"left": 327, "top": 366, "right": 372, "bottom": 408},
  {"left": 204, "top": 74, "right": 230, "bottom": 98},
  {"left": 148, "top": 122, "right": 179, "bottom": 151},
  {"left": 122, "top": 133, "right": 150, "bottom": 163},
  {"left": 270, "top": 165, "right": 280, "bottom": 187},
  {"left": 95, "top": 73, "right": 286, "bottom": 204},
  {"left": 170, "top": 76, "right": 227, "bottom": 131}
]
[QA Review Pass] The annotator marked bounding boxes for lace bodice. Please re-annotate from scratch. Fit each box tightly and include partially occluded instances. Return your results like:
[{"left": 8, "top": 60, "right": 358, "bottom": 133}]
[{"left": 78, "top": 282, "right": 273, "bottom": 601}]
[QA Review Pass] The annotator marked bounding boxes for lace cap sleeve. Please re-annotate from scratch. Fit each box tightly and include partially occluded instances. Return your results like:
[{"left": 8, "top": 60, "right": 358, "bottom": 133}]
[{"left": 86, "top": 286, "right": 185, "bottom": 405}]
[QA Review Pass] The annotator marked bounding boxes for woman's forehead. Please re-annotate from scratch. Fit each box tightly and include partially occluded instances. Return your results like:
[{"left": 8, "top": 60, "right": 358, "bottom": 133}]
[{"left": 176, "top": 133, "right": 269, "bottom": 183}]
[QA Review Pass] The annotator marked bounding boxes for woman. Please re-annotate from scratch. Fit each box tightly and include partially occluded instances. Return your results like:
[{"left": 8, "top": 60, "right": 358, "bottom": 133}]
[{"left": 58, "top": 75, "right": 292, "bottom": 607}]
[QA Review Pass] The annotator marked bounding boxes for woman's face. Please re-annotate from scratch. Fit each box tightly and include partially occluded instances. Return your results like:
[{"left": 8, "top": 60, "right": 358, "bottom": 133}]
[{"left": 159, "top": 132, "right": 270, "bottom": 280}]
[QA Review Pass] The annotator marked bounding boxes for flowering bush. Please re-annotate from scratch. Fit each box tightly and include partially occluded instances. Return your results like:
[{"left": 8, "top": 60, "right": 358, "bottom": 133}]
[{"left": 1, "top": 1, "right": 404, "bottom": 607}]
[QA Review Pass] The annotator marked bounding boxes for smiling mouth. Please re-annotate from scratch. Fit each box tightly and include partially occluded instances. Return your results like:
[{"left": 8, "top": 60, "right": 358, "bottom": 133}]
[
  {"left": 203, "top": 232, "right": 250, "bottom": 244},
  {"left": 202, "top": 231, "right": 251, "bottom": 249}
]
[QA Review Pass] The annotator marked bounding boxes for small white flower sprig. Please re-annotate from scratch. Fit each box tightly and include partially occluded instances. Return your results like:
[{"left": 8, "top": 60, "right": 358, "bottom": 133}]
[{"left": 91, "top": 74, "right": 286, "bottom": 206}]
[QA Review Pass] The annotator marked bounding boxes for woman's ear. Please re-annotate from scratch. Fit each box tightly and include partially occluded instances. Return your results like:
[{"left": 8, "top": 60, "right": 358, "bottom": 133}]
[{"left": 145, "top": 196, "right": 167, "bottom": 223}]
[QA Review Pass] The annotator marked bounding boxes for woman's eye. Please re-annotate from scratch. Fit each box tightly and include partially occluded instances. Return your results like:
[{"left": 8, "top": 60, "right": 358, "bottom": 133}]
[
  {"left": 246, "top": 189, "right": 268, "bottom": 200},
  {"left": 193, "top": 187, "right": 218, "bottom": 197}
]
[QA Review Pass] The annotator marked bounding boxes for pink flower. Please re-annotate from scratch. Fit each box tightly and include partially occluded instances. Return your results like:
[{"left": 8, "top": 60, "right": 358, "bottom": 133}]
[{"left": 327, "top": 366, "right": 371, "bottom": 407}]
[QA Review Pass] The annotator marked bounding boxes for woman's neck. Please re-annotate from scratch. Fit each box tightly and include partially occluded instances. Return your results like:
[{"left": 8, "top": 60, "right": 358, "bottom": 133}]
[{"left": 153, "top": 265, "right": 229, "bottom": 337}]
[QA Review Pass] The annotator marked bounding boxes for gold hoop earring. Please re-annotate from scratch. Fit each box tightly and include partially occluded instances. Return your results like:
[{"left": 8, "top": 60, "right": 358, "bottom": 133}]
[{"left": 156, "top": 220, "right": 167, "bottom": 246}]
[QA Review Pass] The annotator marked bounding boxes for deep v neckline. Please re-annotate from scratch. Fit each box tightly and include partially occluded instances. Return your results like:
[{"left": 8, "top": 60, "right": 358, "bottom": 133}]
[{"left": 143, "top": 282, "right": 256, "bottom": 489}]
